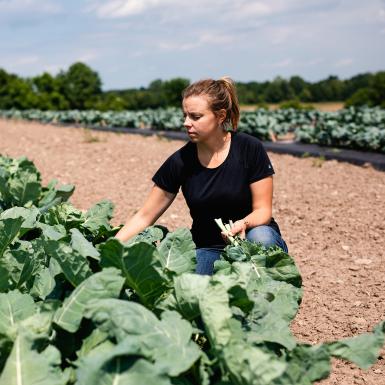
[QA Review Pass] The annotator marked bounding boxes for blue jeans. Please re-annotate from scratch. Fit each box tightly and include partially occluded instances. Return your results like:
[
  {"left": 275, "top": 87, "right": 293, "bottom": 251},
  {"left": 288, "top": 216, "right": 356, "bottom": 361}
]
[{"left": 195, "top": 225, "right": 288, "bottom": 275}]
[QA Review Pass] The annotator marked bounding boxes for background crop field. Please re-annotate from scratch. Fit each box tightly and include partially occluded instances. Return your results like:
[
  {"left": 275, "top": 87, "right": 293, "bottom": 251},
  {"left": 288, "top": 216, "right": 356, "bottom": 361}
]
[{"left": 1, "top": 118, "right": 384, "bottom": 384}]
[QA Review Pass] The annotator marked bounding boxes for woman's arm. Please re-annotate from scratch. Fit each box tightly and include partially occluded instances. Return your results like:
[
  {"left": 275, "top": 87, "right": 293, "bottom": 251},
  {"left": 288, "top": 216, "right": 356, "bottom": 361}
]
[
  {"left": 226, "top": 176, "right": 273, "bottom": 239},
  {"left": 115, "top": 185, "right": 176, "bottom": 242}
]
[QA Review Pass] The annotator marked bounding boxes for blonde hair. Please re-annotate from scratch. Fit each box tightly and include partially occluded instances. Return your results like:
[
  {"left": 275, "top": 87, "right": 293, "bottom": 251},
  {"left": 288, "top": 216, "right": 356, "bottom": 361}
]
[{"left": 182, "top": 77, "right": 240, "bottom": 131}]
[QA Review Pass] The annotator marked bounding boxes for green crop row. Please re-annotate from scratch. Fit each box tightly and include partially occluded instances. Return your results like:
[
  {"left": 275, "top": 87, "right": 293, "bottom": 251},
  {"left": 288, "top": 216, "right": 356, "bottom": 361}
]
[
  {"left": 1, "top": 106, "right": 385, "bottom": 152},
  {"left": 0, "top": 154, "right": 384, "bottom": 384}
]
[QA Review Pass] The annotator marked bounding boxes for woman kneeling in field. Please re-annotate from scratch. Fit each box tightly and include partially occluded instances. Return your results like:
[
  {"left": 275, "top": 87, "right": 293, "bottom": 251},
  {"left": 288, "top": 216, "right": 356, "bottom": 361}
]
[{"left": 115, "top": 77, "right": 288, "bottom": 275}]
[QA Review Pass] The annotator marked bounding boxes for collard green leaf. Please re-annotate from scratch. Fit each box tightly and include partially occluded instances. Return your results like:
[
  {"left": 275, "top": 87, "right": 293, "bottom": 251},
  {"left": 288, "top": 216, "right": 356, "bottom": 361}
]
[
  {"left": 70, "top": 228, "right": 100, "bottom": 260},
  {"left": 85, "top": 299, "right": 201, "bottom": 376},
  {"left": 0, "top": 332, "right": 66, "bottom": 385},
  {"left": 130, "top": 225, "right": 167, "bottom": 245},
  {"left": 0, "top": 207, "right": 40, "bottom": 237},
  {"left": 0, "top": 291, "right": 35, "bottom": 339},
  {"left": 77, "top": 354, "right": 172, "bottom": 385},
  {"left": 41, "top": 203, "right": 83, "bottom": 230},
  {"left": 7, "top": 170, "right": 41, "bottom": 207},
  {"left": 76, "top": 329, "right": 110, "bottom": 360},
  {"left": 222, "top": 339, "right": 287, "bottom": 385},
  {"left": 199, "top": 281, "right": 233, "bottom": 347},
  {"left": 29, "top": 267, "right": 56, "bottom": 300},
  {"left": 158, "top": 228, "right": 196, "bottom": 274},
  {"left": 0, "top": 217, "right": 24, "bottom": 257},
  {"left": 53, "top": 268, "right": 124, "bottom": 333},
  {"left": 81, "top": 200, "right": 113, "bottom": 236},
  {"left": 246, "top": 309, "right": 296, "bottom": 350},
  {"left": 100, "top": 239, "right": 168, "bottom": 307},
  {"left": 272, "top": 344, "right": 331, "bottom": 384},
  {"left": 44, "top": 240, "right": 92, "bottom": 287},
  {"left": 38, "top": 179, "right": 74, "bottom": 211},
  {"left": 224, "top": 242, "right": 302, "bottom": 287},
  {"left": 172, "top": 273, "right": 210, "bottom": 320},
  {"left": 37, "top": 223, "right": 66, "bottom": 241},
  {"left": 0, "top": 157, "right": 42, "bottom": 209},
  {"left": 2, "top": 240, "right": 40, "bottom": 290},
  {"left": 327, "top": 321, "right": 385, "bottom": 369}
]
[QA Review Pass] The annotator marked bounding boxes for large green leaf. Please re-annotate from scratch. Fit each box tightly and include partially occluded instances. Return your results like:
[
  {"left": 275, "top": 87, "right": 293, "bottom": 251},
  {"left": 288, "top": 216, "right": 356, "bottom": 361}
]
[
  {"left": 0, "top": 217, "right": 24, "bottom": 257},
  {"left": 41, "top": 203, "right": 83, "bottom": 230},
  {"left": 7, "top": 170, "right": 41, "bottom": 207},
  {"left": 327, "top": 321, "right": 385, "bottom": 369},
  {"left": 100, "top": 239, "right": 168, "bottom": 307},
  {"left": 70, "top": 228, "right": 100, "bottom": 260},
  {"left": 85, "top": 299, "right": 202, "bottom": 376},
  {"left": 129, "top": 225, "right": 168, "bottom": 245},
  {"left": 172, "top": 273, "right": 210, "bottom": 320},
  {"left": 29, "top": 267, "right": 56, "bottom": 300},
  {"left": 1, "top": 240, "right": 44, "bottom": 291},
  {"left": 0, "top": 291, "right": 35, "bottom": 339},
  {"left": 38, "top": 179, "right": 74, "bottom": 211},
  {"left": 0, "top": 157, "right": 42, "bottom": 208},
  {"left": 272, "top": 344, "right": 331, "bottom": 384},
  {"left": 77, "top": 355, "right": 172, "bottom": 385},
  {"left": 225, "top": 242, "right": 302, "bottom": 287},
  {"left": 158, "top": 228, "right": 196, "bottom": 274},
  {"left": 0, "top": 207, "right": 40, "bottom": 237},
  {"left": 44, "top": 240, "right": 92, "bottom": 287},
  {"left": 222, "top": 339, "right": 287, "bottom": 385},
  {"left": 37, "top": 223, "right": 66, "bottom": 241},
  {"left": 199, "top": 281, "right": 233, "bottom": 347},
  {"left": 81, "top": 200, "right": 113, "bottom": 236},
  {"left": 53, "top": 268, "right": 124, "bottom": 332},
  {"left": 0, "top": 332, "right": 67, "bottom": 385}
]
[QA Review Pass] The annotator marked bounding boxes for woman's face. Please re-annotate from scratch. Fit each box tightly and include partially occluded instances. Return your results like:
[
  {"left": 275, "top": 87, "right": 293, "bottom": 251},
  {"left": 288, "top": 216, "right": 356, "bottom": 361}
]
[{"left": 182, "top": 95, "right": 225, "bottom": 142}]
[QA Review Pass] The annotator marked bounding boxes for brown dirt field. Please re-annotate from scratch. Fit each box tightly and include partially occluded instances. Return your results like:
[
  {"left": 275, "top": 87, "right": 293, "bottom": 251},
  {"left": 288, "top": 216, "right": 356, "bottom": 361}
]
[{"left": 1, "top": 119, "right": 385, "bottom": 384}]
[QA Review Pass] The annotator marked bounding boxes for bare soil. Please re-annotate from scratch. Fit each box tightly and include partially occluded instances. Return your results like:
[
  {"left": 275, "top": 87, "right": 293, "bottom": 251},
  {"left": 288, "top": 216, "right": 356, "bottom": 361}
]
[{"left": 1, "top": 119, "right": 384, "bottom": 385}]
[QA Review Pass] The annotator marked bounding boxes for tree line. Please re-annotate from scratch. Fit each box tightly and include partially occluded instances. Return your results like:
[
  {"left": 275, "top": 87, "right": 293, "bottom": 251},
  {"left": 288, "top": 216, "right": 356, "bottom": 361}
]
[{"left": 0, "top": 62, "right": 384, "bottom": 111}]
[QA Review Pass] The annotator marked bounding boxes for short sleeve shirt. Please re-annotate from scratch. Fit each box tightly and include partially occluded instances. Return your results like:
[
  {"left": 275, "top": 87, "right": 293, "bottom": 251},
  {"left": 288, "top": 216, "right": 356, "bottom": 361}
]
[{"left": 152, "top": 131, "right": 279, "bottom": 248}]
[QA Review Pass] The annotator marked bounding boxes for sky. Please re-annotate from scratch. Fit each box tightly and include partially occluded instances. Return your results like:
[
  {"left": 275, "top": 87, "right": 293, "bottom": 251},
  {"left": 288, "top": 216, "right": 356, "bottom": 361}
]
[{"left": 0, "top": 0, "right": 385, "bottom": 90}]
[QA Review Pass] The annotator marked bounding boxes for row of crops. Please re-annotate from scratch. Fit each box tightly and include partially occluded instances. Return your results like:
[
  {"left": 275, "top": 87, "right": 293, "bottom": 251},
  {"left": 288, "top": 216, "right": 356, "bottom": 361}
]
[
  {"left": 1, "top": 107, "right": 385, "bottom": 153},
  {"left": 0, "top": 154, "right": 384, "bottom": 384}
]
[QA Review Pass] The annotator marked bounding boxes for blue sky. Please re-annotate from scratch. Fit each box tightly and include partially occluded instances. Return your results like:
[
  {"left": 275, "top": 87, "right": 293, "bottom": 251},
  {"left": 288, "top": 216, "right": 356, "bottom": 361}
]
[{"left": 1, "top": 0, "right": 384, "bottom": 90}]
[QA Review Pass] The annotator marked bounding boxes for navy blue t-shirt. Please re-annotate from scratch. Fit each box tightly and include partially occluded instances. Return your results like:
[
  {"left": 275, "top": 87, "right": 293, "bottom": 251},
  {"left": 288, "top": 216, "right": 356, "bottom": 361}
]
[{"left": 152, "top": 132, "right": 280, "bottom": 248}]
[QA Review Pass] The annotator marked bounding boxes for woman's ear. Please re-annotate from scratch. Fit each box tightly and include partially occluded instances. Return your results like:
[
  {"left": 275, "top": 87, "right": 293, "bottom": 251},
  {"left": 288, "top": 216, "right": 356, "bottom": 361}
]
[{"left": 217, "top": 109, "right": 227, "bottom": 125}]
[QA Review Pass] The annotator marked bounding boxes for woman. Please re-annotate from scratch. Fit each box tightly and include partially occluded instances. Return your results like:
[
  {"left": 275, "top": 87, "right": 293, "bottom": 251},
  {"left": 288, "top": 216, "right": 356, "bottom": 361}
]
[{"left": 115, "top": 77, "right": 288, "bottom": 275}]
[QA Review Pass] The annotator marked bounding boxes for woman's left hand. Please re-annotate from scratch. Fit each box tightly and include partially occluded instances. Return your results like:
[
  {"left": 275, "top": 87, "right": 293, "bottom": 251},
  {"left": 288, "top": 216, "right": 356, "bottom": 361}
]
[{"left": 230, "top": 220, "right": 247, "bottom": 239}]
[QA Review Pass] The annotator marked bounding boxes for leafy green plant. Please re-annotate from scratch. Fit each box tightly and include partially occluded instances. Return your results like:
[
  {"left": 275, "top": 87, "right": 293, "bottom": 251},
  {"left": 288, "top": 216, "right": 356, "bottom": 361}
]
[
  {"left": 2, "top": 106, "right": 385, "bottom": 152},
  {"left": 0, "top": 154, "right": 384, "bottom": 384}
]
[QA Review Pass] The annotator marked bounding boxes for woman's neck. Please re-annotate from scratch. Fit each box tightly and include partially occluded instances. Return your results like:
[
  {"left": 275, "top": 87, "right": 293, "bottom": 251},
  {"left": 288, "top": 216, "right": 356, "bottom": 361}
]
[{"left": 197, "top": 130, "right": 231, "bottom": 155}]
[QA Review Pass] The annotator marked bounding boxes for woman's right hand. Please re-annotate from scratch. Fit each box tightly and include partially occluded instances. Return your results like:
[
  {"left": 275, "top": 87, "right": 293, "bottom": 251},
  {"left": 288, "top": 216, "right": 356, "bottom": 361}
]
[{"left": 115, "top": 185, "right": 176, "bottom": 242}]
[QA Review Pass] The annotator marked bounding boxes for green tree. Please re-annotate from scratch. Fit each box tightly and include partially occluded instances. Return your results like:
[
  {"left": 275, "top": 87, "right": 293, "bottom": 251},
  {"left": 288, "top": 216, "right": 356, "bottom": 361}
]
[
  {"left": 370, "top": 71, "right": 385, "bottom": 104},
  {"left": 345, "top": 88, "right": 376, "bottom": 107},
  {"left": 0, "top": 70, "right": 37, "bottom": 109},
  {"left": 289, "top": 75, "right": 307, "bottom": 97},
  {"left": 163, "top": 78, "right": 190, "bottom": 106},
  {"left": 264, "top": 77, "right": 295, "bottom": 103},
  {"left": 58, "top": 62, "right": 102, "bottom": 109}
]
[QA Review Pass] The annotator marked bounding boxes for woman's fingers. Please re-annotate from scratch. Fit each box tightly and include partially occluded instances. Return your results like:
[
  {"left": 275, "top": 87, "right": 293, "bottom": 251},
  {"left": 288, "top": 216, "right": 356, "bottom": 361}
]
[
  {"left": 221, "top": 230, "right": 232, "bottom": 243},
  {"left": 230, "top": 221, "right": 246, "bottom": 239}
]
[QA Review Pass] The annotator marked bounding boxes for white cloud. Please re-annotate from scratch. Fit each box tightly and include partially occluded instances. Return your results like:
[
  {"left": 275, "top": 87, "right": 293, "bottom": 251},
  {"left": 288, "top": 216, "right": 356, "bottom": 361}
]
[
  {"left": 0, "top": 0, "right": 61, "bottom": 14},
  {"left": 158, "top": 41, "right": 200, "bottom": 52},
  {"left": 335, "top": 58, "right": 353, "bottom": 67},
  {"left": 157, "top": 31, "right": 237, "bottom": 52},
  {"left": 88, "top": 0, "right": 176, "bottom": 18},
  {"left": 268, "top": 26, "right": 293, "bottom": 45},
  {"left": 76, "top": 50, "right": 99, "bottom": 63},
  {"left": 271, "top": 58, "right": 293, "bottom": 68}
]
